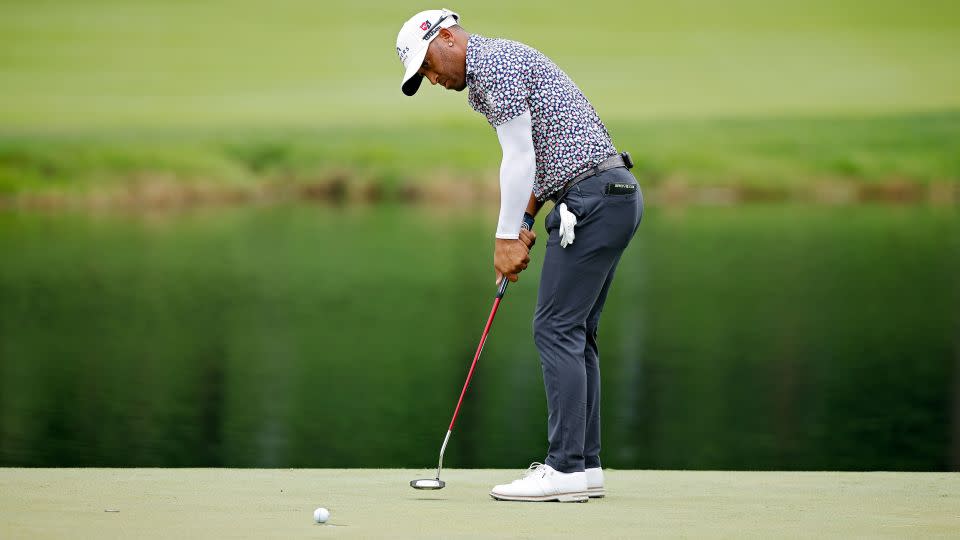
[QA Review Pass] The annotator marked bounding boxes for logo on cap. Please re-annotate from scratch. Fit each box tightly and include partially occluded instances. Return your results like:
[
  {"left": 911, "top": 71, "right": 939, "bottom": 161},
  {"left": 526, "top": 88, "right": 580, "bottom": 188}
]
[{"left": 420, "top": 21, "right": 431, "bottom": 31}]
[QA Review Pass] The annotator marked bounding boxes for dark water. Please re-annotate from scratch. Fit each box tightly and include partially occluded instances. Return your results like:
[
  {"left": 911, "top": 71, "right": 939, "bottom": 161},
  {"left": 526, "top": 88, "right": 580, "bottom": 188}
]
[{"left": 0, "top": 204, "right": 957, "bottom": 470}]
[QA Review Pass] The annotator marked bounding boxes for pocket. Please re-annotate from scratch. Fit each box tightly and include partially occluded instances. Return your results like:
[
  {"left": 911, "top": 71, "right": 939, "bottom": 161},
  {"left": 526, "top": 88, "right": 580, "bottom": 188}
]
[
  {"left": 564, "top": 187, "right": 584, "bottom": 216},
  {"left": 602, "top": 181, "right": 639, "bottom": 199},
  {"left": 544, "top": 204, "right": 560, "bottom": 233}
]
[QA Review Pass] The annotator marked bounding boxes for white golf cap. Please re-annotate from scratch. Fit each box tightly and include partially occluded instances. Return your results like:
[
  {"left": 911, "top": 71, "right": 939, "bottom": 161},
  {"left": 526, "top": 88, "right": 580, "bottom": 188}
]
[{"left": 396, "top": 8, "right": 460, "bottom": 96}]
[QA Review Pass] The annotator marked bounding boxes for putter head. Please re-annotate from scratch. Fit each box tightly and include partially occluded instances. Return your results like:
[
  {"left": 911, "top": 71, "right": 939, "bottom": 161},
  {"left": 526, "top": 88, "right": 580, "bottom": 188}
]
[{"left": 410, "top": 478, "right": 445, "bottom": 490}]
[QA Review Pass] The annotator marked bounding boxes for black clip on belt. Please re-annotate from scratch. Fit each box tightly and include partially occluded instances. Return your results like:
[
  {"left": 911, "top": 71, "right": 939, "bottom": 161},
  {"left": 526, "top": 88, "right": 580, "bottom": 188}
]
[{"left": 548, "top": 151, "right": 634, "bottom": 203}]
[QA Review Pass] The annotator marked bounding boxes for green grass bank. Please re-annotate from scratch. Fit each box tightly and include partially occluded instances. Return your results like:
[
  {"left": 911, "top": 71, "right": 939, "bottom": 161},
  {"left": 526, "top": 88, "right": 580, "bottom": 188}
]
[{"left": 2, "top": 112, "right": 958, "bottom": 207}]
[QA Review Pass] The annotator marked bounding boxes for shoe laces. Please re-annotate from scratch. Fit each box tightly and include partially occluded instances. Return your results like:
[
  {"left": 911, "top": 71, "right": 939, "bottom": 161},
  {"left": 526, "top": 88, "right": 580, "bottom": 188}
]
[{"left": 524, "top": 462, "right": 548, "bottom": 479}]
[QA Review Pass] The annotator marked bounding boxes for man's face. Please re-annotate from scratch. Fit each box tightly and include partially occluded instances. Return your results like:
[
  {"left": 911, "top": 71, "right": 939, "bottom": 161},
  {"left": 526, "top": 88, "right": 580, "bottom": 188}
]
[{"left": 417, "top": 30, "right": 467, "bottom": 92}]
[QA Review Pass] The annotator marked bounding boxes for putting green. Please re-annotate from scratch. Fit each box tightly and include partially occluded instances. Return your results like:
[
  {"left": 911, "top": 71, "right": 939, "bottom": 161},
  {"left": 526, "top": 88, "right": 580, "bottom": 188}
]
[{"left": 1, "top": 469, "right": 957, "bottom": 538}]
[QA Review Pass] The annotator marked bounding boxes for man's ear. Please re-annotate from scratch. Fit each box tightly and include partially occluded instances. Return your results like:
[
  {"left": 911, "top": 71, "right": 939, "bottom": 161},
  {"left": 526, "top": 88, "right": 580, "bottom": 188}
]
[{"left": 437, "top": 27, "right": 454, "bottom": 43}]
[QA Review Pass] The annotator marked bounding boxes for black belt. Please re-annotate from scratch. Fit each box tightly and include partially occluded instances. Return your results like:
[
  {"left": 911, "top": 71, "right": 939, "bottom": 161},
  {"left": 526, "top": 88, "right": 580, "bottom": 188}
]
[{"left": 547, "top": 151, "right": 634, "bottom": 203}]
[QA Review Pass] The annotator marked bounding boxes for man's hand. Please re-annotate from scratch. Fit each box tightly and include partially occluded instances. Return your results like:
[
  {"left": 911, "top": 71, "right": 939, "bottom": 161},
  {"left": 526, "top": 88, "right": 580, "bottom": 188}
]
[
  {"left": 518, "top": 228, "right": 536, "bottom": 250},
  {"left": 495, "top": 229, "right": 537, "bottom": 284}
]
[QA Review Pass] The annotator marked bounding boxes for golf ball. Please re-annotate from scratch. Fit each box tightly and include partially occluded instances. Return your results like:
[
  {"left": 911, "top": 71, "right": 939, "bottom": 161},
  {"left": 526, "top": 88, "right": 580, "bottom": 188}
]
[{"left": 313, "top": 507, "right": 330, "bottom": 524}]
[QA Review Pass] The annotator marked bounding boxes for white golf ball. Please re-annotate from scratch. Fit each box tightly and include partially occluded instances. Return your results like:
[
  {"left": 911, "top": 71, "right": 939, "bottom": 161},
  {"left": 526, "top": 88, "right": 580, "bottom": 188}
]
[{"left": 313, "top": 507, "right": 330, "bottom": 524}]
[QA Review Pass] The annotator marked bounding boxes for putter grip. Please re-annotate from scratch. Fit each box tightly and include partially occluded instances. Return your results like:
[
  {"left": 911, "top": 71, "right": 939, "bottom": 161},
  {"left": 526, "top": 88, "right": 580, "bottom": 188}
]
[{"left": 496, "top": 213, "right": 536, "bottom": 298}]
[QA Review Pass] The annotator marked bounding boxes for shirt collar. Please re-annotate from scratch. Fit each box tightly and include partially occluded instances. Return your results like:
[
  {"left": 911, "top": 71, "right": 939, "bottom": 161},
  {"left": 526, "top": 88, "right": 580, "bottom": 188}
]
[{"left": 465, "top": 33, "right": 489, "bottom": 85}]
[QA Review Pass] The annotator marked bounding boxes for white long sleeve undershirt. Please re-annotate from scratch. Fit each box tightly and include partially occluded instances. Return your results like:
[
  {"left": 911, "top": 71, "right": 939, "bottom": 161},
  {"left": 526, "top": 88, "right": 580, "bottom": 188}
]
[{"left": 494, "top": 110, "right": 536, "bottom": 239}]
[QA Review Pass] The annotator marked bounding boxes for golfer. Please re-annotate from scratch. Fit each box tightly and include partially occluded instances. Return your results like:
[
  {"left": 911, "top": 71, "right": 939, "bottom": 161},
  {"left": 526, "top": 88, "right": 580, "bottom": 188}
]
[{"left": 396, "top": 9, "right": 643, "bottom": 502}]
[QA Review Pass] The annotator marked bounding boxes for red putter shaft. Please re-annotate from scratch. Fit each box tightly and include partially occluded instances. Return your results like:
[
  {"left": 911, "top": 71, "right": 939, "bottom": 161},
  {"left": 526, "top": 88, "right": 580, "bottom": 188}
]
[{"left": 448, "top": 294, "right": 502, "bottom": 431}]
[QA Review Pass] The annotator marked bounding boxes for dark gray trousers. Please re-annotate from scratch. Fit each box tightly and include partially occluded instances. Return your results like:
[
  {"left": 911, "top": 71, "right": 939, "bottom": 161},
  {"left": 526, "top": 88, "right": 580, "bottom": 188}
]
[{"left": 534, "top": 166, "right": 643, "bottom": 473}]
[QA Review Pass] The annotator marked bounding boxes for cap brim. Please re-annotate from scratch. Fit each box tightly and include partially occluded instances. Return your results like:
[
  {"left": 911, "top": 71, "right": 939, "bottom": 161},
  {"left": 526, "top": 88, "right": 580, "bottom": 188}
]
[{"left": 400, "top": 45, "right": 429, "bottom": 96}]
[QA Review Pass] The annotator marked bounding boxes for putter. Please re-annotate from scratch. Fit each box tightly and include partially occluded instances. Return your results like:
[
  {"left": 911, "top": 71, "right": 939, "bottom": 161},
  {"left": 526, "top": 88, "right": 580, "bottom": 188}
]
[{"left": 411, "top": 215, "right": 534, "bottom": 490}]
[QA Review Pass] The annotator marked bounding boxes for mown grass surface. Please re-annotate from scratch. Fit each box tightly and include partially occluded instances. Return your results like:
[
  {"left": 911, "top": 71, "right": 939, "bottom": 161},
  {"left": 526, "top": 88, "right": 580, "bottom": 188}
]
[
  {"left": 1, "top": 469, "right": 958, "bottom": 539},
  {"left": 2, "top": 0, "right": 959, "bottom": 129}
]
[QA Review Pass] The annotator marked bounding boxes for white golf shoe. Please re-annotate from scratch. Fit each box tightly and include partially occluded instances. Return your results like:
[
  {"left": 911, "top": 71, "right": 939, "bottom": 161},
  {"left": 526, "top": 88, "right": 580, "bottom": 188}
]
[
  {"left": 586, "top": 467, "right": 605, "bottom": 498},
  {"left": 490, "top": 463, "right": 588, "bottom": 502}
]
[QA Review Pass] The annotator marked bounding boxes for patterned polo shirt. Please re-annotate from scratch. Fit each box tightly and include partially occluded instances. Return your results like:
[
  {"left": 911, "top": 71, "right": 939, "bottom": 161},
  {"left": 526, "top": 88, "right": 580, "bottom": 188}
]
[{"left": 465, "top": 34, "right": 617, "bottom": 201}]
